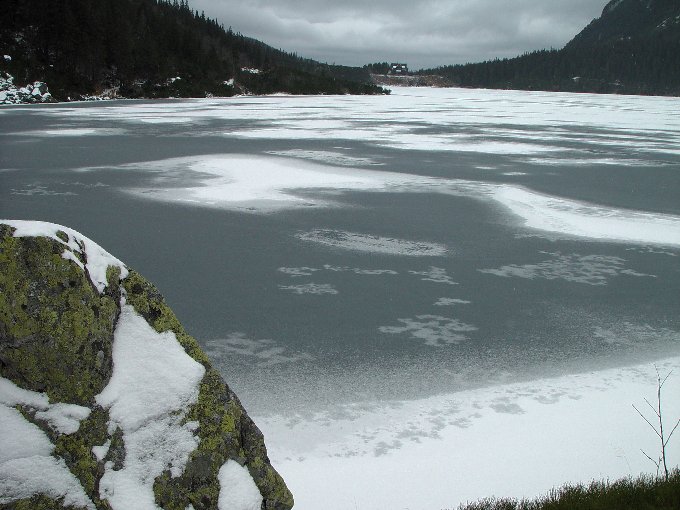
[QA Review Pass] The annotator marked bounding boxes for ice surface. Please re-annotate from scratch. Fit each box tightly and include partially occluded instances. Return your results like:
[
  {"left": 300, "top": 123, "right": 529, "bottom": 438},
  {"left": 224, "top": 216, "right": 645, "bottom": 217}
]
[
  {"left": 218, "top": 460, "right": 262, "bottom": 510},
  {"left": 27, "top": 88, "right": 680, "bottom": 162},
  {"left": 59, "top": 87, "right": 680, "bottom": 246},
  {"left": 3, "top": 220, "right": 129, "bottom": 293},
  {"left": 96, "top": 305, "right": 205, "bottom": 510},
  {"left": 258, "top": 358, "right": 680, "bottom": 510},
  {"left": 79, "top": 147, "right": 680, "bottom": 246}
]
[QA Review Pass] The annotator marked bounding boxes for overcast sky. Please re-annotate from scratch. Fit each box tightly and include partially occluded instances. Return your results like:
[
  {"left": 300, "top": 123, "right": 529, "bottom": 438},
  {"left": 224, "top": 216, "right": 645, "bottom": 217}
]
[{"left": 190, "top": 0, "right": 608, "bottom": 69}]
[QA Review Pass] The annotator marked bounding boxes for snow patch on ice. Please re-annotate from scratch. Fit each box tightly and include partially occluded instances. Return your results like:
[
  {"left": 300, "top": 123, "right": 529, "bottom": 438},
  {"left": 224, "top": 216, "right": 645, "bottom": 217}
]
[
  {"left": 493, "top": 186, "right": 680, "bottom": 247},
  {"left": 266, "top": 149, "right": 382, "bottom": 167},
  {"left": 10, "top": 184, "right": 76, "bottom": 196},
  {"left": 408, "top": 267, "right": 458, "bottom": 285},
  {"left": 479, "top": 252, "right": 655, "bottom": 285},
  {"left": 107, "top": 155, "right": 428, "bottom": 212},
  {"left": 96, "top": 305, "right": 205, "bottom": 510},
  {"left": 278, "top": 283, "right": 339, "bottom": 295},
  {"left": 3, "top": 220, "right": 128, "bottom": 293},
  {"left": 8, "top": 128, "right": 125, "bottom": 137},
  {"left": 203, "top": 333, "right": 315, "bottom": 367},
  {"left": 297, "top": 229, "right": 447, "bottom": 257},
  {"left": 323, "top": 264, "right": 399, "bottom": 275},
  {"left": 592, "top": 323, "right": 680, "bottom": 347},
  {"left": 278, "top": 265, "right": 399, "bottom": 277},
  {"left": 434, "top": 297, "right": 471, "bottom": 306},
  {"left": 379, "top": 315, "right": 477, "bottom": 347},
  {"left": 278, "top": 266, "right": 321, "bottom": 277},
  {"left": 524, "top": 156, "right": 656, "bottom": 167}
]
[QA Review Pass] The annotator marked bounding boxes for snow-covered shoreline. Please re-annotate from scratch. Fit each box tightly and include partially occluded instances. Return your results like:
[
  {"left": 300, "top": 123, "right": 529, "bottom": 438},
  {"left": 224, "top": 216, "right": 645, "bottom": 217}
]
[{"left": 259, "top": 356, "right": 680, "bottom": 510}]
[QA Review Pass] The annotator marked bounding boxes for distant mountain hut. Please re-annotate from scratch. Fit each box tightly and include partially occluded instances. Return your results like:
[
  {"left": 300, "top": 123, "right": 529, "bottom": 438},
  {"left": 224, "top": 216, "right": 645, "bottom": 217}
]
[{"left": 389, "top": 63, "right": 409, "bottom": 75}]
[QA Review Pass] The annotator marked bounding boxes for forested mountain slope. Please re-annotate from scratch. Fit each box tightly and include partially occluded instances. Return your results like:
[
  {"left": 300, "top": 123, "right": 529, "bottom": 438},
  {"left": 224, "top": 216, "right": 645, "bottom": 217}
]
[
  {"left": 420, "top": 0, "right": 680, "bottom": 96},
  {"left": 0, "top": 0, "right": 385, "bottom": 100}
]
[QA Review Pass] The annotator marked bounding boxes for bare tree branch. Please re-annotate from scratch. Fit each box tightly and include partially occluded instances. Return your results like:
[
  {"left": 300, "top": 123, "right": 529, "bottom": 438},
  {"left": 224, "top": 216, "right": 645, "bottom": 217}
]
[
  {"left": 634, "top": 366, "right": 678, "bottom": 481},
  {"left": 665, "top": 419, "right": 680, "bottom": 447},
  {"left": 633, "top": 404, "right": 663, "bottom": 439}
]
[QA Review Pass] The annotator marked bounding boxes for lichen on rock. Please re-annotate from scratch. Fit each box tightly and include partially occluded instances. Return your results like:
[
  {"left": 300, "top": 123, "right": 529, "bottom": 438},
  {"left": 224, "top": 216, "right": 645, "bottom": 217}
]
[{"left": 0, "top": 221, "right": 293, "bottom": 510}]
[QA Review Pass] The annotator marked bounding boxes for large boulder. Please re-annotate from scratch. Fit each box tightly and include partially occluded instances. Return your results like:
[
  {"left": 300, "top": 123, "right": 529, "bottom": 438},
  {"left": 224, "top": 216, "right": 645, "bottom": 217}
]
[{"left": 0, "top": 221, "right": 293, "bottom": 510}]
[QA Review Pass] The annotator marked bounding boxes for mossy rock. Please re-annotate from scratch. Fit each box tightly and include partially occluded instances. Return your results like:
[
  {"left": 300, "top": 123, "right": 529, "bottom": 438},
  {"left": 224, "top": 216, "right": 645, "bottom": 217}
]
[
  {"left": 0, "top": 223, "right": 293, "bottom": 510},
  {"left": 123, "top": 270, "right": 293, "bottom": 509},
  {"left": 0, "top": 224, "right": 119, "bottom": 404},
  {"left": 0, "top": 494, "right": 86, "bottom": 510}
]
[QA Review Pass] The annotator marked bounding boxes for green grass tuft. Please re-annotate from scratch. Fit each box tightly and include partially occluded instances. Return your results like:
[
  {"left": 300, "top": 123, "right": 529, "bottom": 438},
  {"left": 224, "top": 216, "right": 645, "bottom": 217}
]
[{"left": 457, "top": 471, "right": 680, "bottom": 510}]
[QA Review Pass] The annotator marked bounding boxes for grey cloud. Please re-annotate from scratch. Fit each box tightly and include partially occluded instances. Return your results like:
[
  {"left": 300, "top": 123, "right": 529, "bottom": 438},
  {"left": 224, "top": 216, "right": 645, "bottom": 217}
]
[{"left": 191, "top": 0, "right": 606, "bottom": 68}]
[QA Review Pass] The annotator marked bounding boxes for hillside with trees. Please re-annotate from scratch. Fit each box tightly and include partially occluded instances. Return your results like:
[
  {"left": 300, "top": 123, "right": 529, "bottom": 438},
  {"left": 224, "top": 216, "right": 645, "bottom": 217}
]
[
  {"left": 0, "top": 0, "right": 385, "bottom": 100},
  {"left": 419, "top": 0, "right": 680, "bottom": 96}
]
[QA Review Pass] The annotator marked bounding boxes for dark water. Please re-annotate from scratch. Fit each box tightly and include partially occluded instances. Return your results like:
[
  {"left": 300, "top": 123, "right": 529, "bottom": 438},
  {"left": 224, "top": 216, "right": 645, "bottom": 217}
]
[{"left": 1, "top": 90, "right": 679, "bottom": 414}]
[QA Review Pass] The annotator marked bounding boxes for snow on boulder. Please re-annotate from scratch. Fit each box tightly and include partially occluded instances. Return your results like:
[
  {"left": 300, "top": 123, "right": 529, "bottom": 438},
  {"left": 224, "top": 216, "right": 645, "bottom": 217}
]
[
  {"left": 0, "top": 220, "right": 294, "bottom": 510},
  {"left": 0, "top": 72, "right": 54, "bottom": 104},
  {"left": 0, "top": 378, "right": 95, "bottom": 509},
  {"left": 218, "top": 460, "right": 263, "bottom": 510}
]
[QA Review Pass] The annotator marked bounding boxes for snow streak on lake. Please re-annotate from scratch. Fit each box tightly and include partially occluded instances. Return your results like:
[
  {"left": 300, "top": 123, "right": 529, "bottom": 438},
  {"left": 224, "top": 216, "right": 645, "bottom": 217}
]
[{"left": 2, "top": 87, "right": 680, "bottom": 509}]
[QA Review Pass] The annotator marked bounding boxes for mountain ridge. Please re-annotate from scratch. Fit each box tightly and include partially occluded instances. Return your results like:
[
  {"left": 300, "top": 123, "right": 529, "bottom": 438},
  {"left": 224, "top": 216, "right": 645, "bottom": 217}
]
[{"left": 419, "top": 0, "right": 680, "bottom": 96}]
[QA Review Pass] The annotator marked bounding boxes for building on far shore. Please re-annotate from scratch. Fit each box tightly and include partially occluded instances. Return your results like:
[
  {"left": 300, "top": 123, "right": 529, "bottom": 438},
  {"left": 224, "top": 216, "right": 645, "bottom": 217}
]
[{"left": 389, "top": 63, "right": 409, "bottom": 75}]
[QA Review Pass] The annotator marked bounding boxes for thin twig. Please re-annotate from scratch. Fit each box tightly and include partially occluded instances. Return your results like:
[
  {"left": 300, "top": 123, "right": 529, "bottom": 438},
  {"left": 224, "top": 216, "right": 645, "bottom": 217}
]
[{"left": 633, "top": 404, "right": 663, "bottom": 439}]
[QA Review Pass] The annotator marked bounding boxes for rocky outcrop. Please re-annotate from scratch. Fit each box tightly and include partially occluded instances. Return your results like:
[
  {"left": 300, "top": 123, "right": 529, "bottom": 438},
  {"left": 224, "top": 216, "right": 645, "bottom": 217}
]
[
  {"left": 0, "top": 221, "right": 293, "bottom": 510},
  {"left": 0, "top": 70, "right": 54, "bottom": 105}
]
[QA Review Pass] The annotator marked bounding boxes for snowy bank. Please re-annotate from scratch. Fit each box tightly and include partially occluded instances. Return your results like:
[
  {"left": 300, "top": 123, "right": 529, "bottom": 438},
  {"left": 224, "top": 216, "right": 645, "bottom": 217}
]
[{"left": 258, "top": 357, "right": 680, "bottom": 510}]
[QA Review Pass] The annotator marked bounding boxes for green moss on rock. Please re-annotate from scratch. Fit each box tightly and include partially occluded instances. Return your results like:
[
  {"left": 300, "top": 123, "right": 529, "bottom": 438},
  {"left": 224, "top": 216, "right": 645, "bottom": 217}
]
[
  {"left": 0, "top": 494, "right": 85, "bottom": 510},
  {"left": 123, "top": 269, "right": 293, "bottom": 509},
  {"left": 53, "top": 407, "right": 110, "bottom": 507},
  {"left": 0, "top": 225, "right": 119, "bottom": 405}
]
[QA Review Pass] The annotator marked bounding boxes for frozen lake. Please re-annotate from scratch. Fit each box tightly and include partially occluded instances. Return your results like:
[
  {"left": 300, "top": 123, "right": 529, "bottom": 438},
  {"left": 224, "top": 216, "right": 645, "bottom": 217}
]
[{"left": 2, "top": 87, "right": 680, "bottom": 509}]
